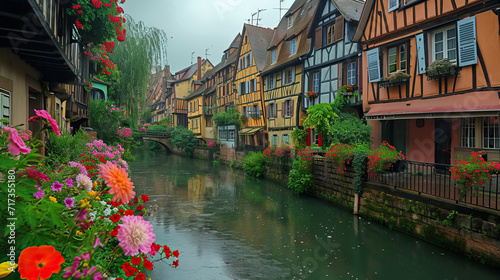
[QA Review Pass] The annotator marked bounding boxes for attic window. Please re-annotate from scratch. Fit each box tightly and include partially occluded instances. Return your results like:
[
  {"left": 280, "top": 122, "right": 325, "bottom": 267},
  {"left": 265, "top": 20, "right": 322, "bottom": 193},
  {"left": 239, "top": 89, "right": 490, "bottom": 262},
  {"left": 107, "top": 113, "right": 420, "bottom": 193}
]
[{"left": 287, "top": 15, "right": 294, "bottom": 29}]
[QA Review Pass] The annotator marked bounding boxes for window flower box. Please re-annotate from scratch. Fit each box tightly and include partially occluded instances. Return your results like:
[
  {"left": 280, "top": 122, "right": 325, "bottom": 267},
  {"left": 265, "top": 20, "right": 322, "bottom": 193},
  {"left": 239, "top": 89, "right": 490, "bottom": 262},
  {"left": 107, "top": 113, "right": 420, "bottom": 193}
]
[
  {"left": 306, "top": 91, "right": 318, "bottom": 99},
  {"left": 426, "top": 59, "right": 460, "bottom": 81},
  {"left": 378, "top": 71, "right": 411, "bottom": 88},
  {"left": 338, "top": 84, "right": 358, "bottom": 96}
]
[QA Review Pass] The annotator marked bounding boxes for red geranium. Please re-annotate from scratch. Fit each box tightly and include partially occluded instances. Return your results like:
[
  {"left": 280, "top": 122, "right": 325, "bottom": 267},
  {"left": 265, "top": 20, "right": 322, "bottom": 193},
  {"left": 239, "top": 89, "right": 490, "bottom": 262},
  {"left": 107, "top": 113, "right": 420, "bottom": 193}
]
[{"left": 18, "top": 245, "right": 65, "bottom": 280}]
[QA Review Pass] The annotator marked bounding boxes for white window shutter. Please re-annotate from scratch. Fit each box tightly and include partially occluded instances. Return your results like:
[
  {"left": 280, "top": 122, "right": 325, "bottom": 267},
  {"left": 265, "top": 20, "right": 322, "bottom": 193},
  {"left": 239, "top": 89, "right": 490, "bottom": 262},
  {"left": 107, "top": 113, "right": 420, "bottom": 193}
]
[
  {"left": 388, "top": 0, "right": 399, "bottom": 12},
  {"left": 457, "top": 16, "right": 477, "bottom": 67},
  {"left": 367, "top": 48, "right": 381, "bottom": 82},
  {"left": 415, "top": 33, "right": 426, "bottom": 74}
]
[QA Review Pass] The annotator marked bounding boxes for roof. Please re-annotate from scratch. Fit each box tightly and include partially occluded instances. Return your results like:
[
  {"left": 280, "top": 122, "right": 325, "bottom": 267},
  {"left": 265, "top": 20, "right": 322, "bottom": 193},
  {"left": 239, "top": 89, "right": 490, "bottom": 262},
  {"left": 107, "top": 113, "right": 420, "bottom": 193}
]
[
  {"left": 225, "top": 33, "right": 242, "bottom": 52},
  {"left": 91, "top": 76, "right": 111, "bottom": 86},
  {"left": 365, "top": 91, "right": 500, "bottom": 120},
  {"left": 334, "top": 0, "right": 364, "bottom": 22},
  {"left": 243, "top": 24, "right": 275, "bottom": 72},
  {"left": 353, "top": 0, "right": 375, "bottom": 42},
  {"left": 173, "top": 59, "right": 212, "bottom": 82},
  {"left": 262, "top": 0, "right": 321, "bottom": 73}
]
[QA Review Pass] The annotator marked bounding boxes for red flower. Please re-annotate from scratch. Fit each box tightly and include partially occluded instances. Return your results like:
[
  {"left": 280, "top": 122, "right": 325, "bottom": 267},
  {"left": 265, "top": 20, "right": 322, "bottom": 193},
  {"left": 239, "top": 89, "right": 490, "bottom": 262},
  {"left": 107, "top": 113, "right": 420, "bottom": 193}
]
[
  {"left": 134, "top": 272, "right": 146, "bottom": 280},
  {"left": 77, "top": 10, "right": 83, "bottom": 14},
  {"left": 111, "top": 226, "right": 120, "bottom": 237},
  {"left": 131, "top": 256, "right": 141, "bottom": 266},
  {"left": 110, "top": 213, "right": 121, "bottom": 223},
  {"left": 73, "top": 4, "right": 81, "bottom": 9},
  {"left": 18, "top": 245, "right": 65, "bottom": 280},
  {"left": 172, "top": 260, "right": 179, "bottom": 268},
  {"left": 141, "top": 194, "right": 149, "bottom": 203},
  {"left": 121, "top": 261, "right": 137, "bottom": 277},
  {"left": 143, "top": 259, "right": 153, "bottom": 270},
  {"left": 173, "top": 250, "right": 179, "bottom": 258},
  {"left": 134, "top": 197, "right": 139, "bottom": 203},
  {"left": 124, "top": 209, "right": 134, "bottom": 216},
  {"left": 164, "top": 245, "right": 171, "bottom": 258},
  {"left": 75, "top": 20, "right": 83, "bottom": 29}
]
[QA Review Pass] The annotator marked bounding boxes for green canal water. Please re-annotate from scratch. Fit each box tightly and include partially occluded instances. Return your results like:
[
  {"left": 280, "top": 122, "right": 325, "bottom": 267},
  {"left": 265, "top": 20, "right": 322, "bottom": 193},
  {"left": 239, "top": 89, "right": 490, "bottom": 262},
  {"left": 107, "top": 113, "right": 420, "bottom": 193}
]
[{"left": 130, "top": 150, "right": 499, "bottom": 280}]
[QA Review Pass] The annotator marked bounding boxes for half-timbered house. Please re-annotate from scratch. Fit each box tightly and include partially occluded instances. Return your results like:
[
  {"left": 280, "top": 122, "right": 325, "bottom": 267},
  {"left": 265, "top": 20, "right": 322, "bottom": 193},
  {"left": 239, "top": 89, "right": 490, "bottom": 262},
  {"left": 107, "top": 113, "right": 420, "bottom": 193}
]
[
  {"left": 261, "top": 0, "right": 321, "bottom": 148},
  {"left": 354, "top": 0, "right": 500, "bottom": 164},
  {"left": 215, "top": 34, "right": 241, "bottom": 114},
  {"left": 302, "top": 0, "right": 365, "bottom": 147},
  {"left": 233, "top": 24, "right": 274, "bottom": 147}
]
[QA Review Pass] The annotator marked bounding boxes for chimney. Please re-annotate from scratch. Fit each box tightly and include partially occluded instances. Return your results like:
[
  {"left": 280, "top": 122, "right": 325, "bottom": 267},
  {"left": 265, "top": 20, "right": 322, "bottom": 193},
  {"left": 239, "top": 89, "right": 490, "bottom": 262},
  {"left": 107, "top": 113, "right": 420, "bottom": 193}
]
[{"left": 197, "top": 56, "right": 202, "bottom": 81}]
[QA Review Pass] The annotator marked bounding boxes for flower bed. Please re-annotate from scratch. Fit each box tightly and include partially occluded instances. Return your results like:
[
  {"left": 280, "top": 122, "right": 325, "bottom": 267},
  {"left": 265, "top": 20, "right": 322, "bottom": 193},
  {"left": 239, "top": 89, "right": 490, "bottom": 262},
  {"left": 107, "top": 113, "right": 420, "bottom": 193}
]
[{"left": 0, "top": 110, "right": 179, "bottom": 279}]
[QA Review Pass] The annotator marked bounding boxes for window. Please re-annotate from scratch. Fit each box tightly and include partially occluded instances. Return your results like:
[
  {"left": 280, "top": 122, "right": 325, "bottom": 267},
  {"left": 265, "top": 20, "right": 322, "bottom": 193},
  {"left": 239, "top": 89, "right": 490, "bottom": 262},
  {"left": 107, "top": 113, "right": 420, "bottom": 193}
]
[
  {"left": 325, "top": 23, "right": 334, "bottom": 46},
  {"left": 251, "top": 105, "right": 260, "bottom": 118},
  {"left": 271, "top": 49, "right": 277, "bottom": 64},
  {"left": 265, "top": 73, "right": 277, "bottom": 90},
  {"left": 311, "top": 129, "right": 318, "bottom": 145},
  {"left": 388, "top": 43, "right": 407, "bottom": 74},
  {"left": 239, "top": 81, "right": 246, "bottom": 95},
  {"left": 282, "top": 134, "right": 290, "bottom": 145},
  {"left": 269, "top": 102, "right": 276, "bottom": 119},
  {"left": 287, "top": 15, "right": 293, "bottom": 29},
  {"left": 346, "top": 61, "right": 356, "bottom": 85},
  {"left": 432, "top": 26, "right": 457, "bottom": 63},
  {"left": 271, "top": 134, "right": 279, "bottom": 146},
  {"left": 284, "top": 99, "right": 292, "bottom": 117},
  {"left": 0, "top": 90, "right": 10, "bottom": 125},
  {"left": 461, "top": 118, "right": 475, "bottom": 148},
  {"left": 243, "top": 106, "right": 248, "bottom": 118},
  {"left": 310, "top": 71, "right": 320, "bottom": 93},
  {"left": 290, "top": 39, "right": 297, "bottom": 56},
  {"left": 229, "top": 130, "right": 236, "bottom": 140},
  {"left": 388, "top": 0, "right": 399, "bottom": 12},
  {"left": 283, "top": 67, "right": 295, "bottom": 85},
  {"left": 483, "top": 117, "right": 499, "bottom": 149}
]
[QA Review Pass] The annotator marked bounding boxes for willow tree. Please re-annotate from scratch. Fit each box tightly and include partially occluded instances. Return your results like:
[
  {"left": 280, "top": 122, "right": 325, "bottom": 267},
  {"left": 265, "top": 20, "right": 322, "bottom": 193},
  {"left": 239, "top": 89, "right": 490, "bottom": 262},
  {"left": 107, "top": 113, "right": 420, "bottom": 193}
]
[{"left": 106, "top": 15, "right": 168, "bottom": 127}]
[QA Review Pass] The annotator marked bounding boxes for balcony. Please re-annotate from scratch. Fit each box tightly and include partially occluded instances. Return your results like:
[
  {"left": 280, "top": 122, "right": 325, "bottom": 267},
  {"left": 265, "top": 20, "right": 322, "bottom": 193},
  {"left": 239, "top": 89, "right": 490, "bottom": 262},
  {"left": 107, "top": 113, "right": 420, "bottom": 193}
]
[{"left": 0, "top": 0, "right": 84, "bottom": 83}]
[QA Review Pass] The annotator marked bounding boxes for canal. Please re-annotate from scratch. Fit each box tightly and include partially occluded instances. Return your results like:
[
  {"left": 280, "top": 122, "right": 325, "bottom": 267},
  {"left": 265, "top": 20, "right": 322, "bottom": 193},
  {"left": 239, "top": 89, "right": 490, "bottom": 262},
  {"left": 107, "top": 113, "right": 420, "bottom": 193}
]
[{"left": 130, "top": 150, "right": 499, "bottom": 280}]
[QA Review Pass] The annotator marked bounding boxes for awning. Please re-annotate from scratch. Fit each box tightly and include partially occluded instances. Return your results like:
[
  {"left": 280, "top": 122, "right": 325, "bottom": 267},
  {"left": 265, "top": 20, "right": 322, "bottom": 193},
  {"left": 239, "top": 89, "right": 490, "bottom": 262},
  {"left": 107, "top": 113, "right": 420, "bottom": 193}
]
[
  {"left": 365, "top": 91, "right": 500, "bottom": 120},
  {"left": 239, "top": 127, "right": 264, "bottom": 135}
]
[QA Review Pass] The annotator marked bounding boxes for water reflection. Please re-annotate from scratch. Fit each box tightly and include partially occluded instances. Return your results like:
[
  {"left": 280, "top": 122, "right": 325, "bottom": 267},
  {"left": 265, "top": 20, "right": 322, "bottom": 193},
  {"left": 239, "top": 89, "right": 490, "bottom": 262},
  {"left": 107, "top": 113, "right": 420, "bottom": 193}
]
[{"left": 130, "top": 150, "right": 499, "bottom": 280}]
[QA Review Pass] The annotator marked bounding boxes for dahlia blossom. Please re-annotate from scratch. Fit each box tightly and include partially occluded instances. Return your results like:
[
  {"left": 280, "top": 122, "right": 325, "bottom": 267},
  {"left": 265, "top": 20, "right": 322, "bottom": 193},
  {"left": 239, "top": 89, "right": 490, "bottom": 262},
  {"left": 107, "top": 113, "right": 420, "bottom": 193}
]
[
  {"left": 98, "top": 162, "right": 135, "bottom": 203},
  {"left": 116, "top": 215, "right": 155, "bottom": 256},
  {"left": 76, "top": 174, "right": 92, "bottom": 192}
]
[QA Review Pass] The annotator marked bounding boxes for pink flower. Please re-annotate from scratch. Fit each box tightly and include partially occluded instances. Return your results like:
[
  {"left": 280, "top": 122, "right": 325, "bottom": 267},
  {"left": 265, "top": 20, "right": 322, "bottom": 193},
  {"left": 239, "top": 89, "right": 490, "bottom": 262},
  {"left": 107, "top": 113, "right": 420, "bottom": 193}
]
[
  {"left": 116, "top": 215, "right": 155, "bottom": 256},
  {"left": 51, "top": 181, "right": 63, "bottom": 192},
  {"left": 64, "top": 197, "right": 74, "bottom": 208},
  {"left": 28, "top": 109, "right": 60, "bottom": 135},
  {"left": 2, "top": 126, "right": 31, "bottom": 155}
]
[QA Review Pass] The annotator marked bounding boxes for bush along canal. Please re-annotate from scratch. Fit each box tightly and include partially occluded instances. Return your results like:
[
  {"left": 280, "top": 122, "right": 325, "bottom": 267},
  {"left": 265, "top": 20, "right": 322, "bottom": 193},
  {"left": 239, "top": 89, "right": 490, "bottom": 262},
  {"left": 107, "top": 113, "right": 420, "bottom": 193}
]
[{"left": 131, "top": 150, "right": 500, "bottom": 279}]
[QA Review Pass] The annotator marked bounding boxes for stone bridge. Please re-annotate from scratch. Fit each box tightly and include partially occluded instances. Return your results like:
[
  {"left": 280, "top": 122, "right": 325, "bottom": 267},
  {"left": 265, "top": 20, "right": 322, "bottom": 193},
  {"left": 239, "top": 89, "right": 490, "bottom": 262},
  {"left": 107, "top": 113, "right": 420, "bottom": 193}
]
[{"left": 134, "top": 130, "right": 173, "bottom": 151}]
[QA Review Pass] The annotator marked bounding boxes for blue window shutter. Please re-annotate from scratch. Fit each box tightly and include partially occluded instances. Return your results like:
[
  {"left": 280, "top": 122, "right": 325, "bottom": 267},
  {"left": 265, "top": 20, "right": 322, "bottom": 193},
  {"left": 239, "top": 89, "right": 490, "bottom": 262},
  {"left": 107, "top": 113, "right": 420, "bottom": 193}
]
[
  {"left": 282, "top": 70, "right": 285, "bottom": 85},
  {"left": 239, "top": 83, "right": 241, "bottom": 95},
  {"left": 388, "top": 0, "right": 399, "bottom": 12},
  {"left": 291, "top": 67, "right": 296, "bottom": 83},
  {"left": 254, "top": 79, "right": 257, "bottom": 92},
  {"left": 457, "top": 16, "right": 477, "bottom": 67},
  {"left": 415, "top": 33, "right": 426, "bottom": 74},
  {"left": 367, "top": 48, "right": 381, "bottom": 82},
  {"left": 249, "top": 52, "right": 253, "bottom": 65}
]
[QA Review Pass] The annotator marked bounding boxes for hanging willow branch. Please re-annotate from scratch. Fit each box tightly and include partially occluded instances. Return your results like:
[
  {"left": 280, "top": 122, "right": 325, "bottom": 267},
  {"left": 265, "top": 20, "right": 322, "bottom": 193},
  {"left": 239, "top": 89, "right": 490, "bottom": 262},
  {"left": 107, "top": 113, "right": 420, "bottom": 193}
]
[{"left": 107, "top": 15, "right": 169, "bottom": 127}]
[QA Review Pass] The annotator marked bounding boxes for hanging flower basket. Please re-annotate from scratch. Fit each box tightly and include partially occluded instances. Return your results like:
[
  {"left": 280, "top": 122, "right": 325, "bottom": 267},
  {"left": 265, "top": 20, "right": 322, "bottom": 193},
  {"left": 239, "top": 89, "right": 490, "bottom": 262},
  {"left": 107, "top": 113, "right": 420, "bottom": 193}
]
[{"left": 305, "top": 91, "right": 318, "bottom": 99}]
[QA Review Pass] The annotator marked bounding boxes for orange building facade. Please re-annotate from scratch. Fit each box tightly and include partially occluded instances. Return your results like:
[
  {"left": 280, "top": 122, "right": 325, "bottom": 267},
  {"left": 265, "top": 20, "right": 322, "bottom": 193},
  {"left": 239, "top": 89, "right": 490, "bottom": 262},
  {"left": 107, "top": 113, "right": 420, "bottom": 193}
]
[{"left": 355, "top": 0, "right": 500, "bottom": 164}]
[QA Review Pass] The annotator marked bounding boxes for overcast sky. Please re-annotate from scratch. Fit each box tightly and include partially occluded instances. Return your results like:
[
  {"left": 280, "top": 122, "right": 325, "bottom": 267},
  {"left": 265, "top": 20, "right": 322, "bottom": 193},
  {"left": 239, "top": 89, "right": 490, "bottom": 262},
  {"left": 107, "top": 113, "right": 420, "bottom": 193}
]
[{"left": 122, "top": 0, "right": 295, "bottom": 72}]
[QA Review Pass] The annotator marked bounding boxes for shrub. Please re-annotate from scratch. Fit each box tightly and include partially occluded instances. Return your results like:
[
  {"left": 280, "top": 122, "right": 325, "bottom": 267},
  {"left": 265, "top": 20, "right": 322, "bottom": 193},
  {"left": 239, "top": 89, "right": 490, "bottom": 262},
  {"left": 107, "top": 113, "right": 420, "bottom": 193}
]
[
  {"left": 45, "top": 129, "right": 91, "bottom": 167},
  {"left": 213, "top": 107, "right": 241, "bottom": 128},
  {"left": 329, "top": 113, "right": 372, "bottom": 145},
  {"left": 287, "top": 149, "right": 314, "bottom": 195},
  {"left": 242, "top": 152, "right": 268, "bottom": 178},
  {"left": 291, "top": 128, "right": 308, "bottom": 150},
  {"left": 89, "top": 99, "right": 123, "bottom": 144},
  {"left": 170, "top": 126, "right": 198, "bottom": 157}
]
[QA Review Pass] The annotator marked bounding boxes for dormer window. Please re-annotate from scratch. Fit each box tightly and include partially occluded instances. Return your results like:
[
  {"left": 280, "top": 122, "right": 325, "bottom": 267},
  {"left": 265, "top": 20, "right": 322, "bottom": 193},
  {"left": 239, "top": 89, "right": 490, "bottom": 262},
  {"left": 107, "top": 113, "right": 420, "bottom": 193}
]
[
  {"left": 290, "top": 39, "right": 297, "bottom": 56},
  {"left": 287, "top": 15, "right": 294, "bottom": 29}
]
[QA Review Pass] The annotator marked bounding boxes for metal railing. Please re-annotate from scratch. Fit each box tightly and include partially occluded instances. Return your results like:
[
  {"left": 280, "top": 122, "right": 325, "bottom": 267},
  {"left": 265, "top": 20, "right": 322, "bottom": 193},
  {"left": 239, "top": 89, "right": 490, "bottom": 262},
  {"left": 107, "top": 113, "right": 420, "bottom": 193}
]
[
  {"left": 133, "top": 130, "right": 171, "bottom": 138},
  {"left": 235, "top": 145, "right": 266, "bottom": 152},
  {"left": 368, "top": 160, "right": 500, "bottom": 210}
]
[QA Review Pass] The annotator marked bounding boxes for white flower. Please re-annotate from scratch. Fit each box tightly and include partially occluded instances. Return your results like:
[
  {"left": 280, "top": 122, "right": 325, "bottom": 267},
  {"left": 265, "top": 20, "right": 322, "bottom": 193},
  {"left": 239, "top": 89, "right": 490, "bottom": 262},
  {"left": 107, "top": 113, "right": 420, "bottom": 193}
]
[{"left": 76, "top": 174, "right": 93, "bottom": 192}]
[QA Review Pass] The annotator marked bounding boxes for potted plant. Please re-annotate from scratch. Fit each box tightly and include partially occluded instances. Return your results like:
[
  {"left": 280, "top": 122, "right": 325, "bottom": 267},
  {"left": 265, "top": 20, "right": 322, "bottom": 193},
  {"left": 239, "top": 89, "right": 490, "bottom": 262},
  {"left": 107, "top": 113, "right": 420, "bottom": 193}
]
[
  {"left": 305, "top": 91, "right": 318, "bottom": 99},
  {"left": 426, "top": 58, "right": 459, "bottom": 80},
  {"left": 338, "top": 84, "right": 358, "bottom": 96},
  {"left": 450, "top": 152, "right": 500, "bottom": 200}
]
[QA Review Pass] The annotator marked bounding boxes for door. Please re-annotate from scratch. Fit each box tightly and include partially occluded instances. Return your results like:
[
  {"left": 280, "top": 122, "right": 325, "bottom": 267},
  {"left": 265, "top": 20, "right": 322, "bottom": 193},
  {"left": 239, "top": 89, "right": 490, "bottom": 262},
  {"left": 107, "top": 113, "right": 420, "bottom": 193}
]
[{"left": 434, "top": 119, "right": 452, "bottom": 165}]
